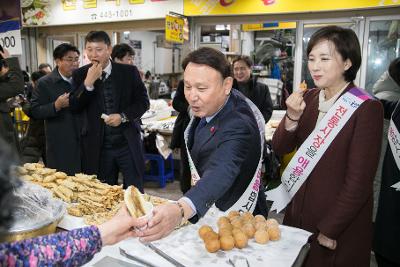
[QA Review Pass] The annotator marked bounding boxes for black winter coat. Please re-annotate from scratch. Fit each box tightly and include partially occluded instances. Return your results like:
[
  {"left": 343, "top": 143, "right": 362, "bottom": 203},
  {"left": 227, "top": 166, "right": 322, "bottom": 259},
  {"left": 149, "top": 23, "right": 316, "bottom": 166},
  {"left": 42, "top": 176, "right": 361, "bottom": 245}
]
[
  {"left": 374, "top": 100, "right": 400, "bottom": 264},
  {"left": 31, "top": 69, "right": 81, "bottom": 175},
  {"left": 0, "top": 57, "right": 24, "bottom": 153},
  {"left": 233, "top": 77, "right": 273, "bottom": 123}
]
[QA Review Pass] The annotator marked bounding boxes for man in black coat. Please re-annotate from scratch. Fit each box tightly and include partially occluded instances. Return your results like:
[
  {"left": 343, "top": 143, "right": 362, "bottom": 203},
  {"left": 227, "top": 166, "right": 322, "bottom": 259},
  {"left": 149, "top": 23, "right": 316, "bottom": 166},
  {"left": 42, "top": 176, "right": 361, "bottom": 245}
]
[
  {"left": 232, "top": 55, "right": 273, "bottom": 123},
  {"left": 31, "top": 44, "right": 81, "bottom": 175},
  {"left": 0, "top": 47, "right": 24, "bottom": 154},
  {"left": 70, "top": 31, "right": 149, "bottom": 190},
  {"left": 170, "top": 80, "right": 191, "bottom": 194}
]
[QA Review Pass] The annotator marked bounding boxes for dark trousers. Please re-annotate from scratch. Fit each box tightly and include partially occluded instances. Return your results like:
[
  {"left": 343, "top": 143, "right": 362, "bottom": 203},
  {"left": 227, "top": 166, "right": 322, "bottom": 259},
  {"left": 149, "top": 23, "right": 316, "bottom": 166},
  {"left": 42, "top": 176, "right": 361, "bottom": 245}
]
[
  {"left": 98, "top": 145, "right": 143, "bottom": 191},
  {"left": 179, "top": 146, "right": 191, "bottom": 194},
  {"left": 375, "top": 253, "right": 400, "bottom": 267}
]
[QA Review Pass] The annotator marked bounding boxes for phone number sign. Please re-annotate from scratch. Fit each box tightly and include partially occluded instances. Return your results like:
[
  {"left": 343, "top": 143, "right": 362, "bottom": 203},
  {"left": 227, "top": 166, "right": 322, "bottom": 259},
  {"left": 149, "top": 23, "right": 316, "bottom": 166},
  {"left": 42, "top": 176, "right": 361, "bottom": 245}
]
[{"left": 0, "top": 20, "right": 22, "bottom": 55}]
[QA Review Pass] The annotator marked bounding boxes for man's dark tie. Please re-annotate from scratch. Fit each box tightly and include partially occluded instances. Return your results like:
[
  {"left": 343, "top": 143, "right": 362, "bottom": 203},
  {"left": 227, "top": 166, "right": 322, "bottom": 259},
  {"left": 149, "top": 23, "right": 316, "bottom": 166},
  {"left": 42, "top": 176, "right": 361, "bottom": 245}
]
[
  {"left": 195, "top": 117, "right": 207, "bottom": 137},
  {"left": 101, "top": 71, "right": 107, "bottom": 81}
]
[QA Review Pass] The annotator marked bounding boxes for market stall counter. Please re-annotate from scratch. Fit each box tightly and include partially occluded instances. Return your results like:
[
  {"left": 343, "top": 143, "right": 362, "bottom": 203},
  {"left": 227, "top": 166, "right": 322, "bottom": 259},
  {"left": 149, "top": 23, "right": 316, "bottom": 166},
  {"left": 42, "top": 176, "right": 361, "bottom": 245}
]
[
  {"left": 81, "top": 206, "right": 311, "bottom": 267},
  {"left": 13, "top": 163, "right": 310, "bottom": 267}
]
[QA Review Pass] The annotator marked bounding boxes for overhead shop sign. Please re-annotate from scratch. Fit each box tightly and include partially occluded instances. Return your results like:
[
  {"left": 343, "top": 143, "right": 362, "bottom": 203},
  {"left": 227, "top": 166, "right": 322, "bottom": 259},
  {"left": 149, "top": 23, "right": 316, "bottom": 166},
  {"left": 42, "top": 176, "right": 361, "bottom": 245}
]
[
  {"left": 184, "top": 0, "right": 400, "bottom": 16},
  {"left": 21, "top": 0, "right": 183, "bottom": 27},
  {"left": 242, "top": 22, "right": 297, "bottom": 31},
  {"left": 0, "top": 1, "right": 22, "bottom": 55},
  {"left": 165, "top": 15, "right": 184, "bottom": 43}
]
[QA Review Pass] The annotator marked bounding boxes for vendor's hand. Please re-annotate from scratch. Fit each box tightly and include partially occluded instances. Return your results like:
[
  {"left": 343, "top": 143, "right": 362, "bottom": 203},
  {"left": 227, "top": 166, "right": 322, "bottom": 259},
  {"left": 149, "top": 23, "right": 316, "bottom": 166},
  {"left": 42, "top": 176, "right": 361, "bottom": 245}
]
[
  {"left": 285, "top": 90, "right": 306, "bottom": 121},
  {"left": 98, "top": 204, "right": 149, "bottom": 246},
  {"left": 317, "top": 232, "right": 337, "bottom": 250},
  {"left": 104, "top": 113, "right": 122, "bottom": 127},
  {"left": 84, "top": 61, "right": 102, "bottom": 88},
  {"left": 0, "top": 47, "right": 10, "bottom": 59},
  {"left": 138, "top": 203, "right": 182, "bottom": 242},
  {"left": 54, "top": 93, "right": 70, "bottom": 111}
]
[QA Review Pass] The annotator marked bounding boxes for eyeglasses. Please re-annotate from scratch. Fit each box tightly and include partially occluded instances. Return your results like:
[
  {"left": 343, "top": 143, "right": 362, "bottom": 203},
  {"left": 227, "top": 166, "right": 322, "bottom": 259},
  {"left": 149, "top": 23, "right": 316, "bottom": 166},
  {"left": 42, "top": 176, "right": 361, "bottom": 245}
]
[{"left": 62, "top": 57, "right": 80, "bottom": 63}]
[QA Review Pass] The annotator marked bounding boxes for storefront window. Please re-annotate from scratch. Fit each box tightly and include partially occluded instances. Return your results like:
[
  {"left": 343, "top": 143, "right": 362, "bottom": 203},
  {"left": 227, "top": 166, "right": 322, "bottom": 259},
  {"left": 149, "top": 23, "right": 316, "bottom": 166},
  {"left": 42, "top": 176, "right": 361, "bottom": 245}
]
[{"left": 365, "top": 20, "right": 400, "bottom": 93}]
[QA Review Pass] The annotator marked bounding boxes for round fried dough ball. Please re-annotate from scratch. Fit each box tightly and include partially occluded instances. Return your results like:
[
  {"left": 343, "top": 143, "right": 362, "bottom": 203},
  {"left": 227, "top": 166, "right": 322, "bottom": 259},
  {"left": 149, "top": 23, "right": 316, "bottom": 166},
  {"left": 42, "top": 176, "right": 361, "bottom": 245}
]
[
  {"left": 220, "top": 235, "right": 235, "bottom": 251},
  {"left": 242, "top": 216, "right": 255, "bottom": 226},
  {"left": 231, "top": 227, "right": 243, "bottom": 236},
  {"left": 231, "top": 217, "right": 243, "bottom": 228},
  {"left": 268, "top": 226, "right": 281, "bottom": 241},
  {"left": 233, "top": 231, "right": 248, "bottom": 249},
  {"left": 255, "top": 221, "right": 267, "bottom": 231},
  {"left": 218, "top": 228, "right": 232, "bottom": 237},
  {"left": 198, "top": 225, "right": 213, "bottom": 239},
  {"left": 205, "top": 238, "right": 220, "bottom": 253},
  {"left": 203, "top": 230, "right": 219, "bottom": 242},
  {"left": 217, "top": 216, "right": 230, "bottom": 227},
  {"left": 266, "top": 218, "right": 279, "bottom": 228},
  {"left": 241, "top": 223, "right": 256, "bottom": 238},
  {"left": 242, "top": 211, "right": 254, "bottom": 221},
  {"left": 219, "top": 222, "right": 233, "bottom": 231},
  {"left": 254, "top": 214, "right": 266, "bottom": 223},
  {"left": 227, "top": 210, "right": 241, "bottom": 220},
  {"left": 254, "top": 230, "right": 269, "bottom": 244}
]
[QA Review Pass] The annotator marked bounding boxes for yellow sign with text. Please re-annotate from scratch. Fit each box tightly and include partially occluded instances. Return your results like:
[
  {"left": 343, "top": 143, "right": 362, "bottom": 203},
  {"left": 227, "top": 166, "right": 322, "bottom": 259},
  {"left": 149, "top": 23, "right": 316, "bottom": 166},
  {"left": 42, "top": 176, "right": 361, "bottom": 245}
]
[
  {"left": 184, "top": 0, "right": 400, "bottom": 16},
  {"left": 165, "top": 15, "right": 184, "bottom": 44}
]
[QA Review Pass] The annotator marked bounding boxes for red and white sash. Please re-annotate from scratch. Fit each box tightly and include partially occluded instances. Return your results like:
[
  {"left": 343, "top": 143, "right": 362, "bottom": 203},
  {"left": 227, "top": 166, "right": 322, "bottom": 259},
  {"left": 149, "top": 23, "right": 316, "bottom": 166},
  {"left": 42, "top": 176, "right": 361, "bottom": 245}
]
[
  {"left": 267, "top": 87, "right": 372, "bottom": 212},
  {"left": 388, "top": 104, "right": 400, "bottom": 191}
]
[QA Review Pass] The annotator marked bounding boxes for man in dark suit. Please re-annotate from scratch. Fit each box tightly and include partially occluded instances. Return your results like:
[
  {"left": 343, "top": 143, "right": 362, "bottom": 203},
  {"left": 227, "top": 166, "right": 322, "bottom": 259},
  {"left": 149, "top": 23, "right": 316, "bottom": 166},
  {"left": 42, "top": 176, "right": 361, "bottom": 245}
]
[
  {"left": 70, "top": 31, "right": 149, "bottom": 190},
  {"left": 31, "top": 43, "right": 81, "bottom": 175},
  {"left": 140, "top": 47, "right": 268, "bottom": 242}
]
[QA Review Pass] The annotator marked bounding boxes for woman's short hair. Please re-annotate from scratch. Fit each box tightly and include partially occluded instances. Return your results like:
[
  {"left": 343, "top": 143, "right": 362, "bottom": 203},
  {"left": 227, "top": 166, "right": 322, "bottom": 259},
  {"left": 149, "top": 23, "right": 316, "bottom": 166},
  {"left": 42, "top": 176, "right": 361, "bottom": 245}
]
[
  {"left": 307, "top": 26, "right": 361, "bottom": 82},
  {"left": 232, "top": 55, "right": 253, "bottom": 68},
  {"left": 182, "top": 47, "right": 231, "bottom": 79}
]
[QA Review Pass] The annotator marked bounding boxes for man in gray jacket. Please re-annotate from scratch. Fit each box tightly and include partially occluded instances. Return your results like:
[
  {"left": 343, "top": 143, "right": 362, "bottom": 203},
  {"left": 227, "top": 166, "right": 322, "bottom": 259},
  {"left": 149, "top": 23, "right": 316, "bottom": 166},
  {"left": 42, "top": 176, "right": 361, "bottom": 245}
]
[{"left": 31, "top": 43, "right": 81, "bottom": 175}]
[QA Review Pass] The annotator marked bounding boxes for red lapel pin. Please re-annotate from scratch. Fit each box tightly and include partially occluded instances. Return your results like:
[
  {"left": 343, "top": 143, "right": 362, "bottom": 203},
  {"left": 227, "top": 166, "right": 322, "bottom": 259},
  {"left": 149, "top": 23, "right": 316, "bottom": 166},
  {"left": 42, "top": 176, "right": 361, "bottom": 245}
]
[{"left": 210, "top": 126, "right": 216, "bottom": 133}]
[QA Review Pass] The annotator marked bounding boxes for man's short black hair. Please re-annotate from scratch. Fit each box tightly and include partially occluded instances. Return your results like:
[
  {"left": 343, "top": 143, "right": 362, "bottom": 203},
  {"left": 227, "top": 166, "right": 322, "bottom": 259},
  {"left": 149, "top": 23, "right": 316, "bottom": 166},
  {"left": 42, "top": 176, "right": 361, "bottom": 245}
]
[
  {"left": 232, "top": 55, "right": 253, "bottom": 68},
  {"left": 182, "top": 47, "right": 231, "bottom": 79},
  {"left": 53, "top": 43, "right": 80, "bottom": 60},
  {"left": 307, "top": 26, "right": 361, "bottom": 82},
  {"left": 31, "top": 70, "right": 47, "bottom": 83},
  {"left": 111, "top": 43, "right": 135, "bottom": 61},
  {"left": 38, "top": 63, "right": 51, "bottom": 71},
  {"left": 389, "top": 57, "right": 400, "bottom": 87},
  {"left": 85, "top": 31, "right": 111, "bottom": 46}
]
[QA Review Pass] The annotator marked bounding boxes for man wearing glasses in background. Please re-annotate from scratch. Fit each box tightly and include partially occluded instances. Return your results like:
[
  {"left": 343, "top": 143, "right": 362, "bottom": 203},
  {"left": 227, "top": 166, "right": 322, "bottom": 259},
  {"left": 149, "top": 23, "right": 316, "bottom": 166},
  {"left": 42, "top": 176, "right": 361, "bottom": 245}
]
[{"left": 31, "top": 43, "right": 81, "bottom": 175}]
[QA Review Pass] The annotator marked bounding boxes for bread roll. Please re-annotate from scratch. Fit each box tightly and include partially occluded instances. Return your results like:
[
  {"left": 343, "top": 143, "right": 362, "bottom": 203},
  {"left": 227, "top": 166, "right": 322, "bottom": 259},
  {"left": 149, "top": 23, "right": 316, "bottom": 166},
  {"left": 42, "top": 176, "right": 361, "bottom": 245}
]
[{"left": 124, "top": 185, "right": 147, "bottom": 218}]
